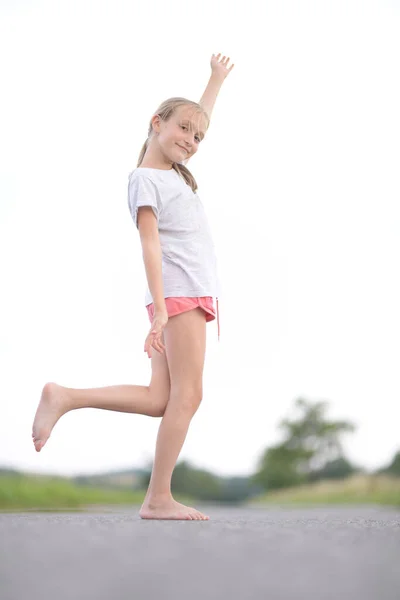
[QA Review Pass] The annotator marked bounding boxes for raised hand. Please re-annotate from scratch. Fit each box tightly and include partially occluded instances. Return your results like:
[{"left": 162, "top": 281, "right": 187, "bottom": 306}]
[{"left": 210, "top": 53, "right": 235, "bottom": 81}]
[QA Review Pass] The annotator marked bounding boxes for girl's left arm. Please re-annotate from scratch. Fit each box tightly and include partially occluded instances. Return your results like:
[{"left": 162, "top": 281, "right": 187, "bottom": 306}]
[{"left": 199, "top": 54, "right": 235, "bottom": 121}]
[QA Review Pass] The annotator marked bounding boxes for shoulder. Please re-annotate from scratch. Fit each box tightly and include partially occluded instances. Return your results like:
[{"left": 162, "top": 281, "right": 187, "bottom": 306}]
[
  {"left": 127, "top": 171, "right": 161, "bottom": 211},
  {"left": 128, "top": 170, "right": 161, "bottom": 196},
  {"left": 128, "top": 169, "right": 157, "bottom": 184}
]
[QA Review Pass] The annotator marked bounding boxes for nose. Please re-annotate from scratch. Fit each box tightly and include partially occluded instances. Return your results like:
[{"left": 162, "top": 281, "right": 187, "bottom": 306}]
[{"left": 185, "top": 133, "right": 197, "bottom": 146}]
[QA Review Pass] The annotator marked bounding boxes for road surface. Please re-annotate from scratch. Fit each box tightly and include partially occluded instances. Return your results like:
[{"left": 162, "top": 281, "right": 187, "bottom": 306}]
[{"left": 1, "top": 504, "right": 399, "bottom": 599}]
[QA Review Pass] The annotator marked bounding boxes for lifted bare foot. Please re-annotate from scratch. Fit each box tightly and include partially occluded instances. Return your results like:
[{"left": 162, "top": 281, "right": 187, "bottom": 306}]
[
  {"left": 139, "top": 497, "right": 210, "bottom": 521},
  {"left": 32, "top": 382, "right": 71, "bottom": 452}
]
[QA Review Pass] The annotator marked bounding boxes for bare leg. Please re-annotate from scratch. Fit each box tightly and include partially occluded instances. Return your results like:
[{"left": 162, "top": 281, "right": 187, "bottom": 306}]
[
  {"left": 139, "top": 307, "right": 210, "bottom": 521},
  {"left": 32, "top": 381, "right": 160, "bottom": 453},
  {"left": 32, "top": 307, "right": 211, "bottom": 521},
  {"left": 139, "top": 389, "right": 209, "bottom": 520},
  {"left": 32, "top": 332, "right": 170, "bottom": 452},
  {"left": 144, "top": 397, "right": 193, "bottom": 499}
]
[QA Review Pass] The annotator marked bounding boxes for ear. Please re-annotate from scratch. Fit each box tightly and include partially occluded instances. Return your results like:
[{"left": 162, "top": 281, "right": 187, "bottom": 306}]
[{"left": 151, "top": 114, "right": 161, "bottom": 133}]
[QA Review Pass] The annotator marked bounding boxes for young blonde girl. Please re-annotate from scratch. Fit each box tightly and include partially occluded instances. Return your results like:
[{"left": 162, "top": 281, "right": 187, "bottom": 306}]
[{"left": 32, "top": 53, "right": 235, "bottom": 521}]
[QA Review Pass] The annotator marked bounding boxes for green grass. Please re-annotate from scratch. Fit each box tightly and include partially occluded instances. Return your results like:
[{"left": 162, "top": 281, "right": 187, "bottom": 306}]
[
  {"left": 2, "top": 472, "right": 399, "bottom": 512},
  {"left": 0, "top": 474, "right": 194, "bottom": 512},
  {"left": 249, "top": 474, "right": 400, "bottom": 507}
]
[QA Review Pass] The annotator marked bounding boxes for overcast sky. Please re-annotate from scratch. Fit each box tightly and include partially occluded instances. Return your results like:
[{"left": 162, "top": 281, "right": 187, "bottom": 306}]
[{"left": 1, "top": 0, "right": 399, "bottom": 479}]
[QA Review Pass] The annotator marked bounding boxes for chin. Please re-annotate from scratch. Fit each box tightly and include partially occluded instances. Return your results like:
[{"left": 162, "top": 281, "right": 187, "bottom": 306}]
[{"left": 176, "top": 144, "right": 189, "bottom": 157}]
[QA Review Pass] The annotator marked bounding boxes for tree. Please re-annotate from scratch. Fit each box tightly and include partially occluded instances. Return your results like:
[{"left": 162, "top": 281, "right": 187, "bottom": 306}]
[
  {"left": 278, "top": 397, "right": 356, "bottom": 474},
  {"left": 252, "top": 396, "right": 356, "bottom": 490},
  {"left": 378, "top": 450, "right": 400, "bottom": 477},
  {"left": 308, "top": 457, "right": 359, "bottom": 482},
  {"left": 171, "top": 461, "right": 224, "bottom": 500},
  {"left": 251, "top": 443, "right": 309, "bottom": 490}
]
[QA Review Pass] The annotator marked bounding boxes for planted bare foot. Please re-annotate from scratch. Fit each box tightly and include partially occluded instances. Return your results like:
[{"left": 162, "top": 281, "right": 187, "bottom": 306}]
[
  {"left": 32, "top": 382, "right": 72, "bottom": 452},
  {"left": 139, "top": 497, "right": 210, "bottom": 521}
]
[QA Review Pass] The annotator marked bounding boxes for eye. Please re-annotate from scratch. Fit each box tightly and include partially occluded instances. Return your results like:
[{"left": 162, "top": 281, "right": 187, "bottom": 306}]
[{"left": 181, "top": 125, "right": 201, "bottom": 143}]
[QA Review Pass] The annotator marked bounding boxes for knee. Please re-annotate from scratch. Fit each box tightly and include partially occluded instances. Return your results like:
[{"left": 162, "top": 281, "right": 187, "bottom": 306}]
[
  {"left": 152, "top": 391, "right": 170, "bottom": 418},
  {"left": 167, "top": 384, "right": 203, "bottom": 415}
]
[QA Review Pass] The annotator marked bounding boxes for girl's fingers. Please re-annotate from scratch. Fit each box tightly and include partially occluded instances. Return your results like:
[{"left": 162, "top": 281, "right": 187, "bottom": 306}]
[
  {"left": 154, "top": 339, "right": 164, "bottom": 353},
  {"left": 146, "top": 334, "right": 164, "bottom": 355},
  {"left": 145, "top": 326, "right": 165, "bottom": 356}
]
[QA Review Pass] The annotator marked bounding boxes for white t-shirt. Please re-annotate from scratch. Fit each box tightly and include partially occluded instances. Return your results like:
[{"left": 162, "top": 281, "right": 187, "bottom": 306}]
[{"left": 127, "top": 166, "right": 221, "bottom": 307}]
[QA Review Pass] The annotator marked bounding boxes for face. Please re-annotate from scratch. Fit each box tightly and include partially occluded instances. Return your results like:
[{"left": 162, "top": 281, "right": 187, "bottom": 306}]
[{"left": 154, "top": 106, "right": 207, "bottom": 163}]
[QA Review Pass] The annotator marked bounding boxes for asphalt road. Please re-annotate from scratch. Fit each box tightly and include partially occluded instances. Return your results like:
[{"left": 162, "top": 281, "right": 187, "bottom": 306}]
[{"left": 1, "top": 504, "right": 399, "bottom": 600}]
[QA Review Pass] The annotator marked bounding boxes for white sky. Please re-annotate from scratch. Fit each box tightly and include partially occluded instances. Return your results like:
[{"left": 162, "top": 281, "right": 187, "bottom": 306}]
[{"left": 1, "top": 0, "right": 399, "bottom": 479}]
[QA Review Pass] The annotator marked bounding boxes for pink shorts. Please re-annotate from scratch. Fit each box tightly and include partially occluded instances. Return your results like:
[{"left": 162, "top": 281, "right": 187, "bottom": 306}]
[{"left": 146, "top": 296, "right": 220, "bottom": 341}]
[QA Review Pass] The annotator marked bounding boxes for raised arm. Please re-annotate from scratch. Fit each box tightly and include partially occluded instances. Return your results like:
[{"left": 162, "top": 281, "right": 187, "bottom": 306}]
[
  {"left": 199, "top": 53, "right": 235, "bottom": 121},
  {"left": 180, "top": 54, "right": 234, "bottom": 167}
]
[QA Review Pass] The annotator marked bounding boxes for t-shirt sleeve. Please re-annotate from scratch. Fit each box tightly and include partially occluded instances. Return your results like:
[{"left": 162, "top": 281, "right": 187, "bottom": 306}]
[{"left": 127, "top": 174, "right": 161, "bottom": 230}]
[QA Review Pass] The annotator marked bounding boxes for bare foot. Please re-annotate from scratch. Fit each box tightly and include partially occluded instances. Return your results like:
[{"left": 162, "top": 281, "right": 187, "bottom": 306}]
[
  {"left": 32, "top": 382, "right": 71, "bottom": 452},
  {"left": 139, "top": 497, "right": 210, "bottom": 521}
]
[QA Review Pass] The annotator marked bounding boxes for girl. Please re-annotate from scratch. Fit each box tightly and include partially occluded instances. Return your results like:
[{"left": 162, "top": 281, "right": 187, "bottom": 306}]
[{"left": 32, "top": 53, "right": 235, "bottom": 521}]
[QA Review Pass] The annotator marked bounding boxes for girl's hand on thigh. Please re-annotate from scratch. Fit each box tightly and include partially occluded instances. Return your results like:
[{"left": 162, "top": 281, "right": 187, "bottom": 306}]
[{"left": 144, "top": 310, "right": 168, "bottom": 358}]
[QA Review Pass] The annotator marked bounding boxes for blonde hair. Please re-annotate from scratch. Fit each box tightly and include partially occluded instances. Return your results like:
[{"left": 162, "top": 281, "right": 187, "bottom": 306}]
[{"left": 137, "top": 97, "right": 209, "bottom": 193}]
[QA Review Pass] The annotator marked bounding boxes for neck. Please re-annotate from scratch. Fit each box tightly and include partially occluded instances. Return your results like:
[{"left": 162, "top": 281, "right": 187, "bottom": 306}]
[{"left": 141, "top": 145, "right": 174, "bottom": 170}]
